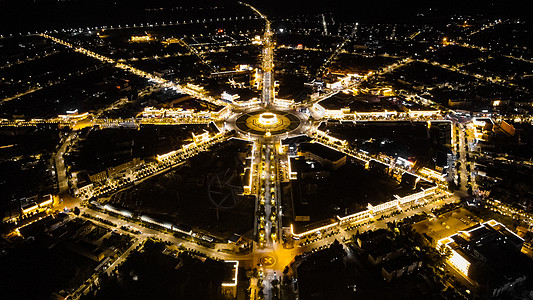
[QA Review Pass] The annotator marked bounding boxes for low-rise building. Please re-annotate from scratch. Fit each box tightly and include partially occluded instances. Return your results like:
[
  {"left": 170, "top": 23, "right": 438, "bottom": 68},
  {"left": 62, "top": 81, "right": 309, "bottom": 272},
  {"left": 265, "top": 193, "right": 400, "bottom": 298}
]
[
  {"left": 297, "top": 142, "right": 346, "bottom": 171},
  {"left": 357, "top": 230, "right": 405, "bottom": 265},
  {"left": 381, "top": 254, "right": 422, "bottom": 282},
  {"left": 357, "top": 229, "right": 422, "bottom": 282},
  {"left": 438, "top": 220, "right": 532, "bottom": 298}
]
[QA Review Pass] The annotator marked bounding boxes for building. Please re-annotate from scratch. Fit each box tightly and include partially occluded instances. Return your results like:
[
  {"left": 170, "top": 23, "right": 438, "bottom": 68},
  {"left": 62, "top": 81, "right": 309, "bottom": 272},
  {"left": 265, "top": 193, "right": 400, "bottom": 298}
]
[
  {"left": 16, "top": 194, "right": 55, "bottom": 217},
  {"left": 381, "top": 254, "right": 423, "bottom": 282},
  {"left": 89, "top": 170, "right": 107, "bottom": 183},
  {"left": 288, "top": 140, "right": 437, "bottom": 239},
  {"left": 88, "top": 158, "right": 144, "bottom": 183},
  {"left": 107, "top": 158, "right": 143, "bottom": 177},
  {"left": 289, "top": 156, "right": 330, "bottom": 181},
  {"left": 297, "top": 142, "right": 347, "bottom": 171},
  {"left": 140, "top": 106, "right": 195, "bottom": 118},
  {"left": 357, "top": 229, "right": 422, "bottom": 282},
  {"left": 228, "top": 233, "right": 243, "bottom": 244},
  {"left": 221, "top": 91, "right": 240, "bottom": 103},
  {"left": 68, "top": 240, "right": 105, "bottom": 262},
  {"left": 221, "top": 261, "right": 239, "bottom": 298},
  {"left": 75, "top": 182, "right": 94, "bottom": 199},
  {"left": 438, "top": 220, "right": 532, "bottom": 298},
  {"left": 522, "top": 241, "right": 533, "bottom": 259},
  {"left": 357, "top": 230, "right": 405, "bottom": 265}
]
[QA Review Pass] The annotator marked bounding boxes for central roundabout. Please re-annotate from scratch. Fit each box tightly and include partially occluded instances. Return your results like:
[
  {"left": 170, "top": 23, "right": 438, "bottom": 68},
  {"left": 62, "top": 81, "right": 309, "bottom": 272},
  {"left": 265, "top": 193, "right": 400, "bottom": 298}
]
[
  {"left": 231, "top": 108, "right": 306, "bottom": 137},
  {"left": 0, "top": 1, "right": 472, "bottom": 298}
]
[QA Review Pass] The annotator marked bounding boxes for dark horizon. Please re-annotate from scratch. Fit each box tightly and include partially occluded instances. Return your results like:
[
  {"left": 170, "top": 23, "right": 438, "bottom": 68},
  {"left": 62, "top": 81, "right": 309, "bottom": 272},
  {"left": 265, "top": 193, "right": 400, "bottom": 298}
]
[{"left": 1, "top": 0, "right": 531, "bottom": 35}]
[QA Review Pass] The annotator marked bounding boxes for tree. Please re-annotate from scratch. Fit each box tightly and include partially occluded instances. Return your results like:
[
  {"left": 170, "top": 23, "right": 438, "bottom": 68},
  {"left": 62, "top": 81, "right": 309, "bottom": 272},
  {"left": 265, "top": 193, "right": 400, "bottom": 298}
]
[
  {"left": 73, "top": 206, "right": 80, "bottom": 216},
  {"left": 448, "top": 181, "right": 456, "bottom": 192},
  {"left": 387, "top": 221, "right": 396, "bottom": 230}
]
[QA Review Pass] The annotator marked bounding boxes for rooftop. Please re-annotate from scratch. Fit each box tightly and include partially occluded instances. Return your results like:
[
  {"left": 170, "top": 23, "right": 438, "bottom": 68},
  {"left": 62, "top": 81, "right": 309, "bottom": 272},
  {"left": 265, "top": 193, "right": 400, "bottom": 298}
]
[
  {"left": 319, "top": 93, "right": 400, "bottom": 112},
  {"left": 298, "top": 142, "right": 346, "bottom": 163}
]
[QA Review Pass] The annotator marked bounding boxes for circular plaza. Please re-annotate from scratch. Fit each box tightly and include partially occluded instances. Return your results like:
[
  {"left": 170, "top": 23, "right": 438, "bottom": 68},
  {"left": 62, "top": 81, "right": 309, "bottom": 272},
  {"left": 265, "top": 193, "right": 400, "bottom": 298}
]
[{"left": 232, "top": 109, "right": 305, "bottom": 137}]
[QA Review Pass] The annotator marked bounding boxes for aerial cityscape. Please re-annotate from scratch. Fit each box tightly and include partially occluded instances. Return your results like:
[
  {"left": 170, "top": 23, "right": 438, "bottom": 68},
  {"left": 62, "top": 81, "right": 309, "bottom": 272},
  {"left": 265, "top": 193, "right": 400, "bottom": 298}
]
[{"left": 1, "top": 0, "right": 533, "bottom": 299}]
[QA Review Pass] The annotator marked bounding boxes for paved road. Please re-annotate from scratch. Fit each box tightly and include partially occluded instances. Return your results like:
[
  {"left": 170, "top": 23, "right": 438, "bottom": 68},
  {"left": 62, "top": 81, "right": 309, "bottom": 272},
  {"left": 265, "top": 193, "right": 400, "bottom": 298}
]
[
  {"left": 106, "top": 237, "right": 142, "bottom": 275},
  {"left": 78, "top": 206, "right": 251, "bottom": 261},
  {"left": 297, "top": 194, "right": 458, "bottom": 254},
  {"left": 55, "top": 132, "right": 76, "bottom": 194}
]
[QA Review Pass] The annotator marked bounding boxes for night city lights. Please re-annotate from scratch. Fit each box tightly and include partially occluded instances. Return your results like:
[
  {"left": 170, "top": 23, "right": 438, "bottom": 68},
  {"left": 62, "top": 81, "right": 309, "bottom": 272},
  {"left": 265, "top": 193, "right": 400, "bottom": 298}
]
[{"left": 1, "top": 0, "right": 533, "bottom": 299}]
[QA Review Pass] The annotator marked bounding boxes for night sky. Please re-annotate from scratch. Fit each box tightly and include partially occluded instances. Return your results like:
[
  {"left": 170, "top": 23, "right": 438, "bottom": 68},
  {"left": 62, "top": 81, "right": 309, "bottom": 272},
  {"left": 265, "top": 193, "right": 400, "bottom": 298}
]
[{"left": 0, "top": 0, "right": 531, "bottom": 34}]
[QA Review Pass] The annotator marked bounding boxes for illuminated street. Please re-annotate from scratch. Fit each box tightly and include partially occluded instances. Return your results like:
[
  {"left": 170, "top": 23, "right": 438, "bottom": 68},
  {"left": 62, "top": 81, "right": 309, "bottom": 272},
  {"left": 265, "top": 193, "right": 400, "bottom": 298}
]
[{"left": 2, "top": 1, "right": 533, "bottom": 299}]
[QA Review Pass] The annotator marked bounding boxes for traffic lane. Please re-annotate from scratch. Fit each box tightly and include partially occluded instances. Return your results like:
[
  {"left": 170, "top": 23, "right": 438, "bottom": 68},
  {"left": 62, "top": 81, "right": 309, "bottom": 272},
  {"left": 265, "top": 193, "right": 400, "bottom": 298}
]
[
  {"left": 296, "top": 195, "right": 457, "bottom": 253},
  {"left": 79, "top": 207, "right": 251, "bottom": 261}
]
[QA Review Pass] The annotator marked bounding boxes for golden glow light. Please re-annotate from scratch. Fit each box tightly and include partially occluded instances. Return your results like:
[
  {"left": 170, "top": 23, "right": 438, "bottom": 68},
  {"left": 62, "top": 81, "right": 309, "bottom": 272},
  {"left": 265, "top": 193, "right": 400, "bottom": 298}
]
[
  {"left": 258, "top": 112, "right": 278, "bottom": 126},
  {"left": 290, "top": 222, "right": 338, "bottom": 238},
  {"left": 221, "top": 260, "right": 239, "bottom": 287},
  {"left": 448, "top": 249, "right": 470, "bottom": 276},
  {"left": 436, "top": 220, "right": 525, "bottom": 279},
  {"left": 130, "top": 35, "right": 153, "bottom": 43}
]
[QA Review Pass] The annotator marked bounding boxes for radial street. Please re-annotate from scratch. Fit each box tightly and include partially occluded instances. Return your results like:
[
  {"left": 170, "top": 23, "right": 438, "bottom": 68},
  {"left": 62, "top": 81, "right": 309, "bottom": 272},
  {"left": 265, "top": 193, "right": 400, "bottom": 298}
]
[{"left": 5, "top": 4, "right": 476, "bottom": 300}]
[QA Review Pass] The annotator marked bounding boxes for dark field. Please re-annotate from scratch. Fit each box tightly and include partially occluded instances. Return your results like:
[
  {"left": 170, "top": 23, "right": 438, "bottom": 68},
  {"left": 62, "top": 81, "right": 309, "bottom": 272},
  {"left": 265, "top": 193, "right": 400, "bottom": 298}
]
[{"left": 107, "top": 139, "right": 254, "bottom": 237}]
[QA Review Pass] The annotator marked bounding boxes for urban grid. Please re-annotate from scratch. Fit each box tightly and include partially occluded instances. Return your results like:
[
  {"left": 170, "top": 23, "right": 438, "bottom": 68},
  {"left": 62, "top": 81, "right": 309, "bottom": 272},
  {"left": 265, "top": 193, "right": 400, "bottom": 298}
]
[{"left": 1, "top": 0, "right": 533, "bottom": 299}]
